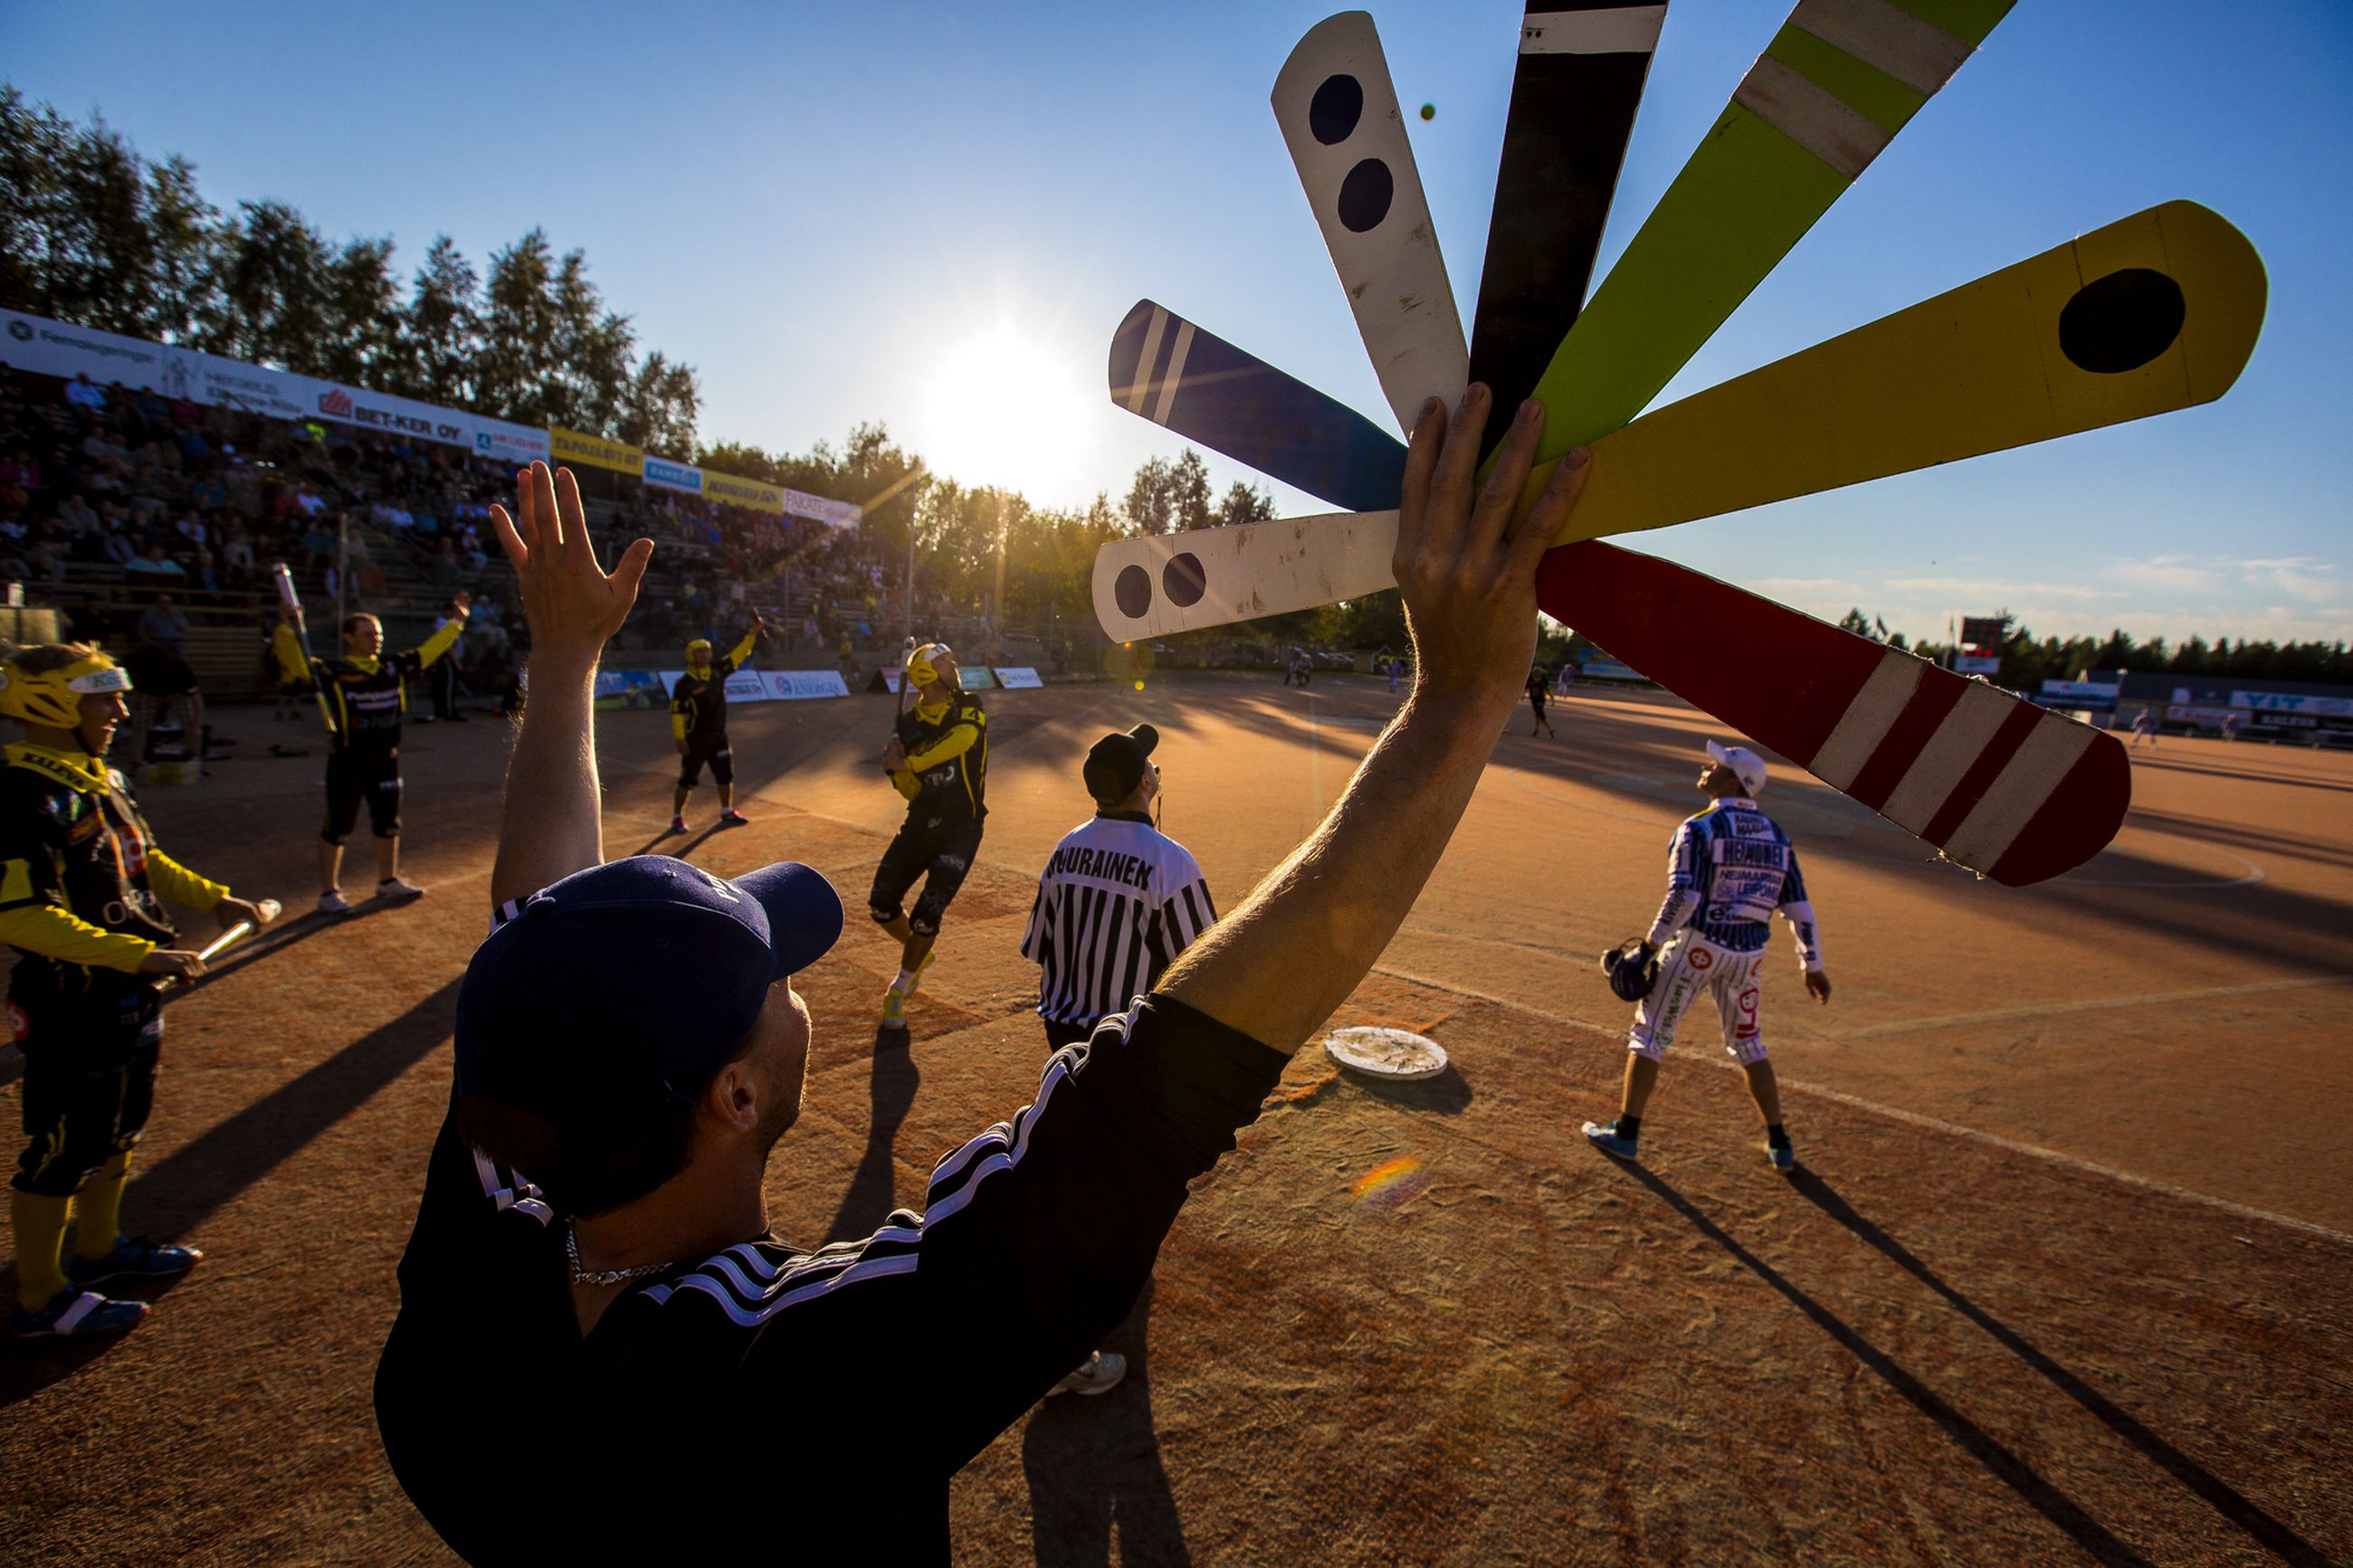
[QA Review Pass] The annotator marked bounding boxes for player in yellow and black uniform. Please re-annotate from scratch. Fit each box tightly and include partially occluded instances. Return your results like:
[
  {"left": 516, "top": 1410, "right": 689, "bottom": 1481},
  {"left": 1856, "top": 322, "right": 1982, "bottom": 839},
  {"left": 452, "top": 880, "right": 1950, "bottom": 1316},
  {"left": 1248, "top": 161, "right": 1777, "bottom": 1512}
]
[
  {"left": 275, "top": 594, "right": 468, "bottom": 913},
  {"left": 872, "top": 642, "right": 988, "bottom": 1030},
  {"left": 668, "top": 616, "right": 762, "bottom": 834},
  {"left": 0, "top": 644, "right": 274, "bottom": 1338}
]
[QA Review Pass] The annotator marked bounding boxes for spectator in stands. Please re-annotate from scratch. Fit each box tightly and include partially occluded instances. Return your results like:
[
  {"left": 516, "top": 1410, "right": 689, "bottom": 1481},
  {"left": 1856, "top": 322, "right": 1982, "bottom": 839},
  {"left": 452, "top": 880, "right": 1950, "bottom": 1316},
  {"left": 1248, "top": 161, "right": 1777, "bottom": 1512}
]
[
  {"left": 121, "top": 599, "right": 207, "bottom": 774},
  {"left": 63, "top": 374, "right": 106, "bottom": 412},
  {"left": 126, "top": 543, "right": 185, "bottom": 581}
]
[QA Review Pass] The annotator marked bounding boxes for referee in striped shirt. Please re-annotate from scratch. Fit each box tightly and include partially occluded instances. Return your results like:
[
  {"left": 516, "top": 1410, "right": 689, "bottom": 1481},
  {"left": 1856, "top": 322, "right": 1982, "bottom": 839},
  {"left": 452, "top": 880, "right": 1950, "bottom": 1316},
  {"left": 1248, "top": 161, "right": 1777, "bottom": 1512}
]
[{"left": 1020, "top": 724, "right": 1215, "bottom": 1050}]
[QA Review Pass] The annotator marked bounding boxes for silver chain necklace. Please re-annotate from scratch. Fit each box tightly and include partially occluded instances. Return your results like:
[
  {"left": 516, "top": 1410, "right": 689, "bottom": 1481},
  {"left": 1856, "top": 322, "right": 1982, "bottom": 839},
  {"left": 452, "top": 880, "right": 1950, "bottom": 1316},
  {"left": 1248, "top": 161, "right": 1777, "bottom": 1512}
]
[{"left": 566, "top": 1223, "right": 673, "bottom": 1288}]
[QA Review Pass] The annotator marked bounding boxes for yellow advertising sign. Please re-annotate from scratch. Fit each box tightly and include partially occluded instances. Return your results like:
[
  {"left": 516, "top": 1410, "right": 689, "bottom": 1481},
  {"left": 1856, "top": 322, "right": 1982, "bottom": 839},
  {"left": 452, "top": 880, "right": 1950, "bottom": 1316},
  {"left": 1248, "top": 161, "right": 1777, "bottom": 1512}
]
[
  {"left": 700, "top": 470, "right": 786, "bottom": 513},
  {"left": 549, "top": 425, "right": 644, "bottom": 475}
]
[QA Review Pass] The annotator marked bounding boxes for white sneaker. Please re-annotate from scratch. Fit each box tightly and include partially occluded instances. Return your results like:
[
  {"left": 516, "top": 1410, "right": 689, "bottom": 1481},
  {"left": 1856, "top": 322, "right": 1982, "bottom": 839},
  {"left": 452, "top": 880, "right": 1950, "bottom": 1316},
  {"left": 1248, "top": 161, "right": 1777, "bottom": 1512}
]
[
  {"left": 376, "top": 877, "right": 427, "bottom": 901},
  {"left": 1048, "top": 1350, "right": 1128, "bottom": 1398},
  {"left": 317, "top": 889, "right": 354, "bottom": 915}
]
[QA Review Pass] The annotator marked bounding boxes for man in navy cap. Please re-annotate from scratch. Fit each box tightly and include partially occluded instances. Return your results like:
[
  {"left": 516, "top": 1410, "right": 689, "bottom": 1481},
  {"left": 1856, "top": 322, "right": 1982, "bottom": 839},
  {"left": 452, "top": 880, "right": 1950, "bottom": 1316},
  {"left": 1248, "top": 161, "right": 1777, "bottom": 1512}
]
[
  {"left": 1022, "top": 723, "right": 1216, "bottom": 1052},
  {"left": 376, "top": 380, "right": 1596, "bottom": 1562}
]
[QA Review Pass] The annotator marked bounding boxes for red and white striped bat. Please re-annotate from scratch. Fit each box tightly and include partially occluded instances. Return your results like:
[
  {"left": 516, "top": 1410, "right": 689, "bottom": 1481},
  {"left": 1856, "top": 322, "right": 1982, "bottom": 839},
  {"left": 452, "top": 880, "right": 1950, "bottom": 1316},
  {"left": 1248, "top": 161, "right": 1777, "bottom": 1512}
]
[{"left": 1538, "top": 544, "right": 2127, "bottom": 886}]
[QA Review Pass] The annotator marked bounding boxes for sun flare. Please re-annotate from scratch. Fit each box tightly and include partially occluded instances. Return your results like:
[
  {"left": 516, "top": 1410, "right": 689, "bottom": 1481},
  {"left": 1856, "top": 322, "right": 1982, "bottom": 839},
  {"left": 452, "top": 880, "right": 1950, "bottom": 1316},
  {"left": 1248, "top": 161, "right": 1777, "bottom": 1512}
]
[{"left": 923, "top": 326, "right": 1087, "bottom": 499}]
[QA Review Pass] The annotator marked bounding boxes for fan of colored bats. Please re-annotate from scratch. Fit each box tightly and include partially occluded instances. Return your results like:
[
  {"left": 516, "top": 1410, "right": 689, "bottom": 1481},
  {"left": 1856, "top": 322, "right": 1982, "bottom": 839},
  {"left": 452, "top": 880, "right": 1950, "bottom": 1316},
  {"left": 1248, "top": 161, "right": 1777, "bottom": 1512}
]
[{"left": 1089, "top": 3, "right": 2266, "bottom": 887}]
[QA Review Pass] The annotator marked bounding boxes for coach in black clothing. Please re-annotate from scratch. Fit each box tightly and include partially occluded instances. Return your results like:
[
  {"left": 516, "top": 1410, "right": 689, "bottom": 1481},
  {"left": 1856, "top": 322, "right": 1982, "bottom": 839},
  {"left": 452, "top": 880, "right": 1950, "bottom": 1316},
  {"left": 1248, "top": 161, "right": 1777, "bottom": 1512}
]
[{"left": 375, "top": 385, "right": 1594, "bottom": 1561}]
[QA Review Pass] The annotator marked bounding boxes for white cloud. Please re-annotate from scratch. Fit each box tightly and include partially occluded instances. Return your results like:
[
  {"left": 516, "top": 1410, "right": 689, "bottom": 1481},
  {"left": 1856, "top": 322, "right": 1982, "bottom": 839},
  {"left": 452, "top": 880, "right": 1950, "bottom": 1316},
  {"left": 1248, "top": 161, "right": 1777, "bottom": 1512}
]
[
  {"left": 2238, "top": 559, "right": 2339, "bottom": 605},
  {"left": 2110, "top": 558, "right": 2221, "bottom": 594}
]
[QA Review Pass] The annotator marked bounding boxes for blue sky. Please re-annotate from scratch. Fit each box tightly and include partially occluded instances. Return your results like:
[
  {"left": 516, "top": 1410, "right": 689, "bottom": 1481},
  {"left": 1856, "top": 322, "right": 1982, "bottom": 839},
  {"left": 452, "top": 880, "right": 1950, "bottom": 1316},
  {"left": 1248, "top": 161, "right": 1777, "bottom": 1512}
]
[{"left": 9, "top": 0, "right": 2349, "bottom": 645}]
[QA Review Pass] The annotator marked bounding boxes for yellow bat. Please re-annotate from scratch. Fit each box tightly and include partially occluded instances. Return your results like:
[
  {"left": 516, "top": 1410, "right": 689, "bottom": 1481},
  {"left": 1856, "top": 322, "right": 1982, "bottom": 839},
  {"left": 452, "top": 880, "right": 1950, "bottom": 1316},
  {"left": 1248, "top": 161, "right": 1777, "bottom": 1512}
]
[{"left": 1529, "top": 200, "right": 2265, "bottom": 540}]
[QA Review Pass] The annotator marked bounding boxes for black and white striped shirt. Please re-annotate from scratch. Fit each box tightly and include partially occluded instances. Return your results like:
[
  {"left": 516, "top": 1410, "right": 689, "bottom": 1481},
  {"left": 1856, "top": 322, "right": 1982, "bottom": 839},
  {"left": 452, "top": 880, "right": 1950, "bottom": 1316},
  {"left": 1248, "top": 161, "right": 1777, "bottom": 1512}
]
[{"left": 1020, "top": 813, "right": 1215, "bottom": 1027}]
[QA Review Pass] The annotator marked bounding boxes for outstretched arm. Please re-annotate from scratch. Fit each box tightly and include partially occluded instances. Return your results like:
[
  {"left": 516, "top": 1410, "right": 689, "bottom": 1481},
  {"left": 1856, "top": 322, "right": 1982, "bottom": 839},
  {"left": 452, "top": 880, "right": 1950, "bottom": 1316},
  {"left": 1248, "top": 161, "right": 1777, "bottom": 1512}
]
[
  {"left": 487, "top": 463, "right": 653, "bottom": 909},
  {"left": 1159, "top": 389, "right": 1592, "bottom": 1052}
]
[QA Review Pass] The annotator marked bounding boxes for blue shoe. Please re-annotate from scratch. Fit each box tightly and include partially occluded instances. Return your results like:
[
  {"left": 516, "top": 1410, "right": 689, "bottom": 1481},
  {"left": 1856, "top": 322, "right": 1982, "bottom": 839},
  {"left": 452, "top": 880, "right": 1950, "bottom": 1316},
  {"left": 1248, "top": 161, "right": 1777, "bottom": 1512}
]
[
  {"left": 66, "top": 1235, "right": 203, "bottom": 1288},
  {"left": 11, "top": 1286, "right": 148, "bottom": 1338},
  {"left": 1765, "top": 1142, "right": 1796, "bottom": 1173},
  {"left": 1582, "top": 1120, "right": 1640, "bottom": 1160}
]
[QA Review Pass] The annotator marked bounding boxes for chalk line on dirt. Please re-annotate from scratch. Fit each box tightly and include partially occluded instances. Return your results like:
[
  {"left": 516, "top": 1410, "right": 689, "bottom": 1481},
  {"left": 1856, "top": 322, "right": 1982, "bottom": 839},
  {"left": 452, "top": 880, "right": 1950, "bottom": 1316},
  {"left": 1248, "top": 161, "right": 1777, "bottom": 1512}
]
[{"left": 1370, "top": 961, "right": 2353, "bottom": 1250}]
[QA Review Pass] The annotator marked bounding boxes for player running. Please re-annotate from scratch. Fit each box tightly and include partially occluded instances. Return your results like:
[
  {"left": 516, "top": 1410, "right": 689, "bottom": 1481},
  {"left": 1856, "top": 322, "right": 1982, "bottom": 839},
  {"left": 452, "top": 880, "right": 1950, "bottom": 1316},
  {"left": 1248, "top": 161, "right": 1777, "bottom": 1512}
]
[
  {"left": 1586, "top": 740, "right": 1830, "bottom": 1173},
  {"left": 0, "top": 643, "right": 275, "bottom": 1337},
  {"left": 1525, "top": 665, "right": 1556, "bottom": 736},
  {"left": 275, "top": 594, "right": 469, "bottom": 912},
  {"left": 872, "top": 642, "right": 987, "bottom": 1030},
  {"left": 668, "top": 615, "right": 763, "bottom": 834}
]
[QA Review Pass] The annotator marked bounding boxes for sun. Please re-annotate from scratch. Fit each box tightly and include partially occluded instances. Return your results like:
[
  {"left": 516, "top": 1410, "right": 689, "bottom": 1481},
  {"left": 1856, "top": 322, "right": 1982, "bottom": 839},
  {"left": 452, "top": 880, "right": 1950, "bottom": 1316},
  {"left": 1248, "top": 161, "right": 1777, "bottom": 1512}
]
[{"left": 923, "top": 326, "right": 1087, "bottom": 500}]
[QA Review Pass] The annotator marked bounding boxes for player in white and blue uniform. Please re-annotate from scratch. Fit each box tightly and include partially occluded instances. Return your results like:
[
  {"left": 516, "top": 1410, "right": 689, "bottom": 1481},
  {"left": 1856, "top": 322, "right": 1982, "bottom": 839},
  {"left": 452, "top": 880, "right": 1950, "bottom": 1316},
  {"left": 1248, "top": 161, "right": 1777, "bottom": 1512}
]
[{"left": 1585, "top": 740, "right": 1832, "bottom": 1172}]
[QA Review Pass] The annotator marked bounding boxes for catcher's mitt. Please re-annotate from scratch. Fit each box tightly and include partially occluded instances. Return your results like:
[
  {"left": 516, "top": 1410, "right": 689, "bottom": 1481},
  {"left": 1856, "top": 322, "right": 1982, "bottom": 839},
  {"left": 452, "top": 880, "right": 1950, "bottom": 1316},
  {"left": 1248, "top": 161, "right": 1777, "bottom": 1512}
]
[{"left": 1599, "top": 938, "right": 1660, "bottom": 1003}]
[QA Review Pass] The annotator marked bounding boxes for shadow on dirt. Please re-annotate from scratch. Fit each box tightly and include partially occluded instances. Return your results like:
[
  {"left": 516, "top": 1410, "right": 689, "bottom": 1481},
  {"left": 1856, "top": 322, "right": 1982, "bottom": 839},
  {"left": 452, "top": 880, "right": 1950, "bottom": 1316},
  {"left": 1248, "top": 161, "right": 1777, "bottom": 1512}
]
[
  {"left": 1789, "top": 1171, "right": 2331, "bottom": 1567},
  {"left": 1611, "top": 1157, "right": 2159, "bottom": 1568},
  {"left": 126, "top": 976, "right": 464, "bottom": 1243},
  {"left": 824, "top": 1026, "right": 922, "bottom": 1246},
  {"left": 1021, "top": 1277, "right": 1190, "bottom": 1568},
  {"left": 1346, "top": 1062, "right": 1473, "bottom": 1116}
]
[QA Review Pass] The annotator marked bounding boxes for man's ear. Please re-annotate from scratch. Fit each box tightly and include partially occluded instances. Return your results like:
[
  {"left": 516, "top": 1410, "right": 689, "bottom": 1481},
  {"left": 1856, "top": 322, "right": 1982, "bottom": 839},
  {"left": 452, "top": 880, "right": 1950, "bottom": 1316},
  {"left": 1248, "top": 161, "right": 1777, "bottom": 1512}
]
[{"left": 700, "top": 1059, "right": 762, "bottom": 1136}]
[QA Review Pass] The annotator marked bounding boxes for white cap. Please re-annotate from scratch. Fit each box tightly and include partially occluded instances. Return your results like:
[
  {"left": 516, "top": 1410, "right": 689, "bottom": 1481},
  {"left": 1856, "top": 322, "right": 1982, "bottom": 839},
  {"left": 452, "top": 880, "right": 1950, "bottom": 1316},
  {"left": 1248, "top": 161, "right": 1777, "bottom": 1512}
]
[{"left": 1707, "top": 739, "right": 1767, "bottom": 796}]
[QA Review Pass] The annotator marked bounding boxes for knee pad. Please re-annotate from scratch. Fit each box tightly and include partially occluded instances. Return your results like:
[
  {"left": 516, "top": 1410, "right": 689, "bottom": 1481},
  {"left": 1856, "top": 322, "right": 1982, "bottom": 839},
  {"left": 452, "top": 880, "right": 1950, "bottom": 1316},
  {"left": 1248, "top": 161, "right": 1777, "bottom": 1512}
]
[
  {"left": 869, "top": 902, "right": 902, "bottom": 927},
  {"left": 908, "top": 898, "right": 947, "bottom": 938}
]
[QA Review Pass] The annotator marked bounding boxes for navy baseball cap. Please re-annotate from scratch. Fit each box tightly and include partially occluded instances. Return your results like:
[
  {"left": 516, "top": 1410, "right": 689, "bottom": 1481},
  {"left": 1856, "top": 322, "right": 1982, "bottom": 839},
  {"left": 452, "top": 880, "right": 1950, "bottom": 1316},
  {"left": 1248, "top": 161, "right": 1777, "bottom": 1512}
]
[
  {"left": 454, "top": 856, "right": 843, "bottom": 1132},
  {"left": 1084, "top": 724, "right": 1159, "bottom": 805}
]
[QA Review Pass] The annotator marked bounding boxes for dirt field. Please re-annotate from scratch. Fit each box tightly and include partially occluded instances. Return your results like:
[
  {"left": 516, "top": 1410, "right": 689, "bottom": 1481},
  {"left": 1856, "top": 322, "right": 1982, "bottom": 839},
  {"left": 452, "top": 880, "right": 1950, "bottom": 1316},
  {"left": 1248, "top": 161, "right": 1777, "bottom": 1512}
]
[{"left": 3, "top": 671, "right": 2348, "bottom": 1565}]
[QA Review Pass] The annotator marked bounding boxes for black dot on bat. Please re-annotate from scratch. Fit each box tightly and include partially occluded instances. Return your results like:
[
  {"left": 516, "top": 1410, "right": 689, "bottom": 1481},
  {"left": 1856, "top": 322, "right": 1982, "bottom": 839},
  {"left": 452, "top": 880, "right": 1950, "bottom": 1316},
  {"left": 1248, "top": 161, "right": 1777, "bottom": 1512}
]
[
  {"left": 1115, "top": 565, "right": 1153, "bottom": 620},
  {"left": 1162, "top": 553, "right": 1206, "bottom": 608},
  {"left": 1338, "top": 158, "right": 1393, "bottom": 233},
  {"left": 1310, "top": 74, "right": 1363, "bottom": 145},
  {"left": 2058, "top": 268, "right": 2186, "bottom": 375}
]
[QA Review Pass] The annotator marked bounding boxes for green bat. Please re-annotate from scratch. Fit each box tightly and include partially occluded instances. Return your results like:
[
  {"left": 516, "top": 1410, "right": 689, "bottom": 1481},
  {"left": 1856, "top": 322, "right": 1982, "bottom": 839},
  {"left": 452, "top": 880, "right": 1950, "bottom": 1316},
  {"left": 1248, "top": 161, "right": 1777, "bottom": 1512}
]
[{"left": 1515, "top": 0, "right": 2016, "bottom": 469}]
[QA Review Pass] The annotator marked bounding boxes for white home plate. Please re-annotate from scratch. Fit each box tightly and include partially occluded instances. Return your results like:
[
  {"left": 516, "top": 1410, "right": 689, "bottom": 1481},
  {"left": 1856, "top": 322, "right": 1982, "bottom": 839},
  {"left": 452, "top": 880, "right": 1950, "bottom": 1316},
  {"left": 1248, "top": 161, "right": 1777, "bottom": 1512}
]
[{"left": 1323, "top": 1026, "right": 1448, "bottom": 1081}]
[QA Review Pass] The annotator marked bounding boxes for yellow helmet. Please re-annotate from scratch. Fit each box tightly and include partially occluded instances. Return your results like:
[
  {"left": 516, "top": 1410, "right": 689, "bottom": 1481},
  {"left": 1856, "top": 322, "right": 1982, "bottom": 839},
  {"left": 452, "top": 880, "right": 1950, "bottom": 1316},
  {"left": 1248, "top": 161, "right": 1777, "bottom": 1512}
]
[
  {"left": 906, "top": 642, "right": 956, "bottom": 689},
  {"left": 685, "top": 638, "right": 713, "bottom": 663},
  {"left": 0, "top": 649, "right": 133, "bottom": 728}
]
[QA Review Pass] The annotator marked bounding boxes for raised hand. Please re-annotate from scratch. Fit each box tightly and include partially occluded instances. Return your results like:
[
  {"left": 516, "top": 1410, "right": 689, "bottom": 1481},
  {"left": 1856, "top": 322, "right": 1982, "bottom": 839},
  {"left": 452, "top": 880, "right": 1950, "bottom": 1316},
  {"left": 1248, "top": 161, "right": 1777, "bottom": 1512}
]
[
  {"left": 490, "top": 462, "right": 653, "bottom": 664},
  {"left": 1391, "top": 387, "right": 1589, "bottom": 710}
]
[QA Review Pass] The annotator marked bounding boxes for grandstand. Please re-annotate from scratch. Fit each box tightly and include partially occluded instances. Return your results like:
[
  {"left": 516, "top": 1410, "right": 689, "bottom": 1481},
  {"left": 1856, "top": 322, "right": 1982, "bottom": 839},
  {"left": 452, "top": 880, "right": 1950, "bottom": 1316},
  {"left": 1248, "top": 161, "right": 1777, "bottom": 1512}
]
[{"left": 0, "top": 364, "right": 940, "bottom": 706}]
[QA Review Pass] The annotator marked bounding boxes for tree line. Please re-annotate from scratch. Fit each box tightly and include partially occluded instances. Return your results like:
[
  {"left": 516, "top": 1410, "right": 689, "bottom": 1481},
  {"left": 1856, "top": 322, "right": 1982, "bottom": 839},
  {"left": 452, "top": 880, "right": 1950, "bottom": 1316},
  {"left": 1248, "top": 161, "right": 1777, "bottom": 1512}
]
[
  {"left": 1836, "top": 610, "right": 2353, "bottom": 687},
  {"left": 0, "top": 88, "right": 700, "bottom": 453}
]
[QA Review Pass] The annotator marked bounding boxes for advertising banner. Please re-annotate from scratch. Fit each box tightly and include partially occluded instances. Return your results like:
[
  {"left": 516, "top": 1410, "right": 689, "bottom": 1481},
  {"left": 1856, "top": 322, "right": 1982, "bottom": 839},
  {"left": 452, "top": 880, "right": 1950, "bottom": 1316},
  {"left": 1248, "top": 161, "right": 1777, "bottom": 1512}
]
[
  {"left": 593, "top": 670, "right": 670, "bottom": 710},
  {"left": 957, "top": 667, "right": 998, "bottom": 689},
  {"left": 992, "top": 667, "right": 1043, "bottom": 689},
  {"left": 5, "top": 308, "right": 312, "bottom": 421},
  {"left": 1577, "top": 656, "right": 1646, "bottom": 681},
  {"left": 310, "top": 381, "right": 473, "bottom": 446},
  {"left": 1952, "top": 654, "right": 2001, "bottom": 674},
  {"left": 472, "top": 415, "right": 549, "bottom": 465},
  {"left": 2038, "top": 679, "right": 2120, "bottom": 709},
  {"left": 3, "top": 307, "right": 552, "bottom": 461},
  {"left": 550, "top": 425, "right": 642, "bottom": 475},
  {"left": 2234, "top": 690, "right": 2353, "bottom": 718},
  {"left": 643, "top": 456, "right": 703, "bottom": 493},
  {"left": 703, "top": 471, "right": 785, "bottom": 514},
  {"left": 781, "top": 487, "right": 862, "bottom": 529},
  {"left": 763, "top": 670, "right": 851, "bottom": 700},
  {"left": 655, "top": 669, "right": 773, "bottom": 705}
]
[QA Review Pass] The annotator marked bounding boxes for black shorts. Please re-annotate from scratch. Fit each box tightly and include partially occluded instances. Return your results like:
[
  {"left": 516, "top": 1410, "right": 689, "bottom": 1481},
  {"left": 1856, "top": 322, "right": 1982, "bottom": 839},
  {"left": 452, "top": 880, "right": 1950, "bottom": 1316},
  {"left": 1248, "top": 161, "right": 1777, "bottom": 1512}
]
[
  {"left": 9, "top": 974, "right": 164, "bottom": 1197},
  {"left": 1042, "top": 1018, "right": 1095, "bottom": 1052},
  {"left": 680, "top": 739, "right": 733, "bottom": 789},
  {"left": 325, "top": 746, "right": 402, "bottom": 841},
  {"left": 869, "top": 818, "right": 984, "bottom": 938}
]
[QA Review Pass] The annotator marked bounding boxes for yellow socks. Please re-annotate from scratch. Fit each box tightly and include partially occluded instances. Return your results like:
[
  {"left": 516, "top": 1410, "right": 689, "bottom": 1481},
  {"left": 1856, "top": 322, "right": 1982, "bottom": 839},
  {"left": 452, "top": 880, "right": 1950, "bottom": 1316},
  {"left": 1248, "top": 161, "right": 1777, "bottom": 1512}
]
[
  {"left": 11, "top": 1189, "right": 72, "bottom": 1310},
  {"left": 73, "top": 1150, "right": 132, "bottom": 1260}
]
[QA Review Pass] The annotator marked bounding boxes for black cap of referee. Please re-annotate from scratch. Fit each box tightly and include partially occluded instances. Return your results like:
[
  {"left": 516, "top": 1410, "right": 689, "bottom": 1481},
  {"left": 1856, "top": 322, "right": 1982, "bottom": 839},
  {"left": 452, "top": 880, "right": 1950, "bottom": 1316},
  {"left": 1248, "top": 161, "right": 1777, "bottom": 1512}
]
[{"left": 1083, "top": 724, "right": 1159, "bottom": 807}]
